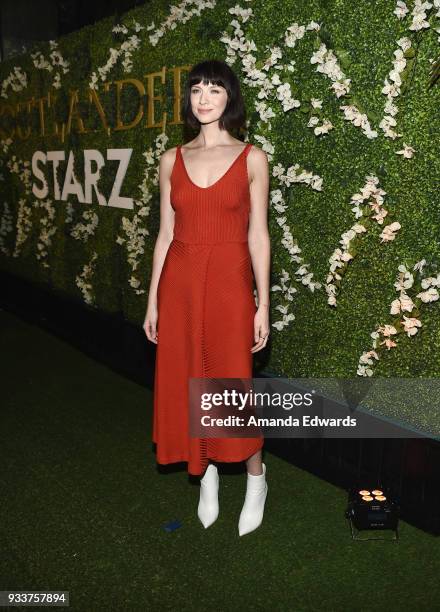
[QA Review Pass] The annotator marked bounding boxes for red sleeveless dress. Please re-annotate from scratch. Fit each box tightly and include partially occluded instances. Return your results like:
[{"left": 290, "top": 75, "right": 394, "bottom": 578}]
[{"left": 152, "top": 142, "right": 264, "bottom": 475}]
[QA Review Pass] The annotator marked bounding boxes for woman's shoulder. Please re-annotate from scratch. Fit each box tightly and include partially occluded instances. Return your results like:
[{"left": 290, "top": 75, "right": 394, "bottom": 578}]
[
  {"left": 246, "top": 143, "right": 268, "bottom": 165},
  {"left": 160, "top": 145, "right": 179, "bottom": 167}
]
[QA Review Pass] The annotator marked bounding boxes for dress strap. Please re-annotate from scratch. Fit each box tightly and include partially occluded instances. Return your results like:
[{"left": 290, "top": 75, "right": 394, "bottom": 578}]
[{"left": 243, "top": 143, "right": 253, "bottom": 158}]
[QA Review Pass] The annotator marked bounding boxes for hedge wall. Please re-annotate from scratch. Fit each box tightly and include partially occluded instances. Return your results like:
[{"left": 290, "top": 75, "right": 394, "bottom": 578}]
[{"left": 1, "top": 0, "right": 439, "bottom": 381}]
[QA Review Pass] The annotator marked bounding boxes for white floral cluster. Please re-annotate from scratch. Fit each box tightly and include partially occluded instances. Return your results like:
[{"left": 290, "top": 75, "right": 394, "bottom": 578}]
[
  {"left": 116, "top": 131, "right": 169, "bottom": 294},
  {"left": 0, "top": 66, "right": 27, "bottom": 99},
  {"left": 390, "top": 0, "right": 440, "bottom": 39},
  {"left": 272, "top": 159, "right": 323, "bottom": 192},
  {"left": 357, "top": 259, "right": 440, "bottom": 376},
  {"left": 6, "top": 156, "right": 32, "bottom": 195},
  {"left": 252, "top": 134, "right": 275, "bottom": 161},
  {"left": 284, "top": 22, "right": 308, "bottom": 49},
  {"left": 307, "top": 98, "right": 334, "bottom": 136},
  {"left": 6, "top": 155, "right": 34, "bottom": 258},
  {"left": 270, "top": 186, "right": 321, "bottom": 329},
  {"left": 31, "top": 40, "right": 69, "bottom": 90},
  {"left": 350, "top": 176, "right": 401, "bottom": 244},
  {"left": 147, "top": 0, "right": 217, "bottom": 47},
  {"left": 89, "top": 19, "right": 144, "bottom": 89},
  {"left": 271, "top": 188, "right": 321, "bottom": 291},
  {"left": 326, "top": 175, "right": 401, "bottom": 307},
  {"left": 383, "top": 0, "right": 440, "bottom": 144},
  {"left": 271, "top": 269, "right": 297, "bottom": 331},
  {"left": 33, "top": 198, "right": 57, "bottom": 269},
  {"left": 396, "top": 143, "right": 416, "bottom": 157},
  {"left": 380, "top": 37, "right": 411, "bottom": 139},
  {"left": 0, "top": 203, "right": 13, "bottom": 256},
  {"left": 221, "top": 14, "right": 320, "bottom": 129},
  {"left": 13, "top": 198, "right": 33, "bottom": 257},
  {"left": 0, "top": 137, "right": 13, "bottom": 182},
  {"left": 0, "top": 137, "right": 13, "bottom": 156},
  {"left": 76, "top": 252, "right": 98, "bottom": 306},
  {"left": 311, "top": 43, "right": 378, "bottom": 139},
  {"left": 409, "top": 0, "right": 437, "bottom": 31},
  {"left": 70, "top": 209, "right": 99, "bottom": 242}
]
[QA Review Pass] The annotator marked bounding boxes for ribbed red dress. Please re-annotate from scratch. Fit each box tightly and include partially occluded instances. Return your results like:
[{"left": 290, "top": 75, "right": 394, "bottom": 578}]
[{"left": 152, "top": 142, "right": 264, "bottom": 475}]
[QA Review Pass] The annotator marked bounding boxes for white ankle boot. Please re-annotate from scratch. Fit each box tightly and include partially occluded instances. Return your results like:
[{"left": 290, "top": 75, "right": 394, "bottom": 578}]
[
  {"left": 197, "top": 463, "right": 219, "bottom": 528},
  {"left": 238, "top": 463, "right": 268, "bottom": 536}
]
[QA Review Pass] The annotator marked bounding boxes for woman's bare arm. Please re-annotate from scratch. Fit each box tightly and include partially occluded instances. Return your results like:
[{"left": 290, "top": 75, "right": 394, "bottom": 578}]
[
  {"left": 144, "top": 147, "right": 177, "bottom": 342},
  {"left": 247, "top": 146, "right": 271, "bottom": 352},
  {"left": 247, "top": 147, "right": 270, "bottom": 306}
]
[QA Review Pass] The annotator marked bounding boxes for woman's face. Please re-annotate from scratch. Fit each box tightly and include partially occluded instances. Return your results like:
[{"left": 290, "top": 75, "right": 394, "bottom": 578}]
[{"left": 190, "top": 80, "right": 228, "bottom": 124}]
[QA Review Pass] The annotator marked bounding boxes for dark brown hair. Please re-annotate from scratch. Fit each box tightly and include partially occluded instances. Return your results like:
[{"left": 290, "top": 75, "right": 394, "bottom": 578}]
[{"left": 181, "top": 59, "right": 246, "bottom": 132}]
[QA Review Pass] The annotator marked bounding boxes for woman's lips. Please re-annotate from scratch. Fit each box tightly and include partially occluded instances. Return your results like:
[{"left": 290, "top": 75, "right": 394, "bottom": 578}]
[{"left": 198, "top": 109, "right": 212, "bottom": 113}]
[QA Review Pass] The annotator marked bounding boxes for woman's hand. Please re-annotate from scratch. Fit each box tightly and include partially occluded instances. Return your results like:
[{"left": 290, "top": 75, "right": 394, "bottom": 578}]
[
  {"left": 144, "top": 302, "right": 158, "bottom": 344},
  {"left": 251, "top": 304, "right": 270, "bottom": 353}
]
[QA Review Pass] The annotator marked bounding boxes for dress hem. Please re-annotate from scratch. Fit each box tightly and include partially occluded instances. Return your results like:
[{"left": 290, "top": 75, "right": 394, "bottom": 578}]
[{"left": 155, "top": 444, "right": 264, "bottom": 475}]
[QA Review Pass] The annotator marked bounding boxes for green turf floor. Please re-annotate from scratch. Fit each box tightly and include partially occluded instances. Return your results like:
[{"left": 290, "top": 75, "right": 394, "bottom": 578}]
[{"left": 1, "top": 308, "right": 440, "bottom": 611}]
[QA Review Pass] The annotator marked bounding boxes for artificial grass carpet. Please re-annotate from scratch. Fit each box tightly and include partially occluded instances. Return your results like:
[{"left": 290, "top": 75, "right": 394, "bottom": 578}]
[{"left": 1, "top": 308, "right": 440, "bottom": 611}]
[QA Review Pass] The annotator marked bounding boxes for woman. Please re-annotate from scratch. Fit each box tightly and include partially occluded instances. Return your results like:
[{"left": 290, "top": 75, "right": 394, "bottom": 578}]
[{"left": 144, "top": 59, "right": 271, "bottom": 536}]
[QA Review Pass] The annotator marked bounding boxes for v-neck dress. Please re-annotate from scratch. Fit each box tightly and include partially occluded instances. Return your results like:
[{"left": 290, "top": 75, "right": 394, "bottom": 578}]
[{"left": 152, "top": 142, "right": 264, "bottom": 475}]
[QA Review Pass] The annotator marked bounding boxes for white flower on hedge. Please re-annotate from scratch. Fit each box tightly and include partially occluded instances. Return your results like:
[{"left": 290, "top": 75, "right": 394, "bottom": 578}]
[
  {"left": 310, "top": 42, "right": 359, "bottom": 117},
  {"left": 276, "top": 82, "right": 301, "bottom": 112},
  {"left": 380, "top": 221, "right": 401, "bottom": 242},
  {"left": 76, "top": 252, "right": 98, "bottom": 306},
  {"left": 113, "top": 24, "right": 129, "bottom": 34},
  {"left": 421, "top": 274, "right": 440, "bottom": 288},
  {"left": 359, "top": 350, "right": 379, "bottom": 366},
  {"left": 379, "top": 37, "right": 411, "bottom": 140},
  {"left": 129, "top": 276, "right": 141, "bottom": 289},
  {"left": 381, "top": 268, "right": 440, "bottom": 364},
  {"left": 34, "top": 198, "right": 57, "bottom": 268},
  {"left": 313, "top": 119, "right": 334, "bottom": 136},
  {"left": 31, "top": 41, "right": 69, "bottom": 89},
  {"left": 147, "top": 0, "right": 217, "bottom": 47},
  {"left": 340, "top": 104, "right": 378, "bottom": 139},
  {"left": 394, "top": 265, "right": 414, "bottom": 290},
  {"left": 390, "top": 292, "right": 416, "bottom": 313},
  {"left": 371, "top": 207, "right": 388, "bottom": 224},
  {"left": 53, "top": 73, "right": 61, "bottom": 89},
  {"left": 327, "top": 176, "right": 394, "bottom": 306},
  {"left": 416, "top": 287, "right": 439, "bottom": 303},
  {"left": 89, "top": 26, "right": 140, "bottom": 88},
  {"left": 310, "top": 98, "right": 322, "bottom": 109},
  {"left": 357, "top": 364, "right": 374, "bottom": 376},
  {"left": 284, "top": 22, "right": 306, "bottom": 48},
  {"left": 413, "top": 258, "right": 427, "bottom": 273},
  {"left": 117, "top": 131, "right": 168, "bottom": 294},
  {"left": 401, "top": 315, "right": 422, "bottom": 336},
  {"left": 1, "top": 138, "right": 13, "bottom": 153},
  {"left": 409, "top": 0, "right": 432, "bottom": 31},
  {"left": 381, "top": 337, "right": 398, "bottom": 350},
  {"left": 394, "top": 1, "right": 410, "bottom": 19},
  {"left": 70, "top": 210, "right": 99, "bottom": 242},
  {"left": 13, "top": 198, "right": 32, "bottom": 257},
  {"left": 396, "top": 143, "right": 416, "bottom": 158},
  {"left": 397, "top": 36, "right": 412, "bottom": 52},
  {"left": 380, "top": 324, "right": 398, "bottom": 337},
  {"left": 1, "top": 66, "right": 28, "bottom": 98}
]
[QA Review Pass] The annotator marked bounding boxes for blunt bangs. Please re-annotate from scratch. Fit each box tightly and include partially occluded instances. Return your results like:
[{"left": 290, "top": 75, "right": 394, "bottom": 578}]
[{"left": 182, "top": 59, "right": 246, "bottom": 132}]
